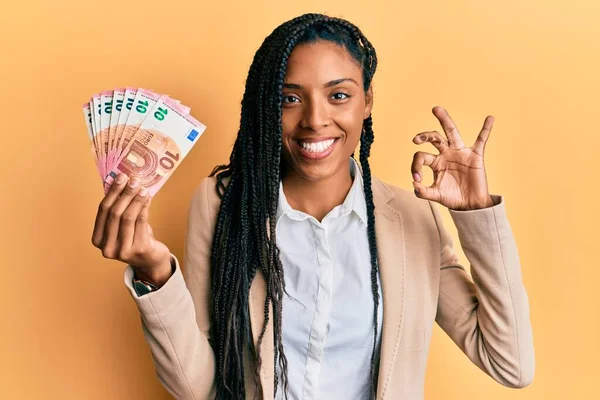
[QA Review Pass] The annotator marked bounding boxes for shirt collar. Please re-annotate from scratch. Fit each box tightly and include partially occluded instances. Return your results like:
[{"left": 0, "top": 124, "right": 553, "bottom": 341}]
[{"left": 276, "top": 157, "right": 368, "bottom": 225}]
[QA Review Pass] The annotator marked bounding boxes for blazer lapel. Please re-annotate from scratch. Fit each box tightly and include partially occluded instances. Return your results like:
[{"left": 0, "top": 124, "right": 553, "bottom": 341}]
[{"left": 372, "top": 176, "right": 406, "bottom": 399}]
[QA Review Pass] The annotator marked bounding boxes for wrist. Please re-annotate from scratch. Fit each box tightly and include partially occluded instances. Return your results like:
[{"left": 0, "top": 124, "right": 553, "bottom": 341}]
[
  {"left": 132, "top": 255, "right": 174, "bottom": 289},
  {"left": 454, "top": 195, "right": 495, "bottom": 211}
]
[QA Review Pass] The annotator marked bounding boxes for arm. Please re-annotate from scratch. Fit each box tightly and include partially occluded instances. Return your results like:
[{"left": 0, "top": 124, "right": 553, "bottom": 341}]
[
  {"left": 430, "top": 194, "right": 535, "bottom": 388},
  {"left": 123, "top": 177, "right": 217, "bottom": 399}
]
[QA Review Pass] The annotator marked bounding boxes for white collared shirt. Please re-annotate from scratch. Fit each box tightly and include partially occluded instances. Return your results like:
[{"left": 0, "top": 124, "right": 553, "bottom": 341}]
[{"left": 274, "top": 158, "right": 383, "bottom": 400}]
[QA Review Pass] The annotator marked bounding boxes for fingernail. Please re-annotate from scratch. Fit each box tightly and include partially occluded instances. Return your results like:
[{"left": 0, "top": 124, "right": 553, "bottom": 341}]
[
  {"left": 128, "top": 178, "right": 140, "bottom": 188},
  {"left": 138, "top": 187, "right": 148, "bottom": 197},
  {"left": 116, "top": 174, "right": 127, "bottom": 184},
  {"left": 419, "top": 135, "right": 426, "bottom": 142},
  {"left": 413, "top": 173, "right": 420, "bottom": 182}
]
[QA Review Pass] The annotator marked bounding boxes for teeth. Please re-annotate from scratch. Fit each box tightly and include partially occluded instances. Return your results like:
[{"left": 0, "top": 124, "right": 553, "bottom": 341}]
[{"left": 300, "top": 139, "right": 335, "bottom": 153}]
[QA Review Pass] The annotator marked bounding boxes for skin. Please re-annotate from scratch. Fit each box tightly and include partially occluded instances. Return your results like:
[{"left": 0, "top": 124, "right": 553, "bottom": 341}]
[
  {"left": 411, "top": 107, "right": 496, "bottom": 211},
  {"left": 280, "top": 40, "right": 373, "bottom": 221},
  {"left": 91, "top": 40, "right": 497, "bottom": 286},
  {"left": 91, "top": 175, "right": 172, "bottom": 286}
]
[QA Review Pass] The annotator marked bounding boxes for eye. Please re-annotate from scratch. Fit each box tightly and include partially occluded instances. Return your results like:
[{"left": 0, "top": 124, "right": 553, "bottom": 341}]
[
  {"left": 282, "top": 95, "right": 300, "bottom": 104},
  {"left": 331, "top": 92, "right": 351, "bottom": 101}
]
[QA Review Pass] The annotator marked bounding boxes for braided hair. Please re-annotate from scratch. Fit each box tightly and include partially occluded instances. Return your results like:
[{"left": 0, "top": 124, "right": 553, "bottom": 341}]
[{"left": 208, "top": 13, "right": 380, "bottom": 400}]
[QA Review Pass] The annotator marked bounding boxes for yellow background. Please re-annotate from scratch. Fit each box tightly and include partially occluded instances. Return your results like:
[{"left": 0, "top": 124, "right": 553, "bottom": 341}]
[{"left": 1, "top": 0, "right": 598, "bottom": 398}]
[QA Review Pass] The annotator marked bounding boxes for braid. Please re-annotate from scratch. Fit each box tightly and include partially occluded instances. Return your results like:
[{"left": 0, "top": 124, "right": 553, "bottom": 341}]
[
  {"left": 208, "top": 13, "right": 380, "bottom": 399},
  {"left": 358, "top": 116, "right": 380, "bottom": 398}
]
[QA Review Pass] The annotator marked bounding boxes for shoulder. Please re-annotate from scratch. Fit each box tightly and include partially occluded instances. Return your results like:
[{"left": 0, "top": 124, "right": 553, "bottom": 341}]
[
  {"left": 191, "top": 173, "right": 439, "bottom": 224},
  {"left": 195, "top": 175, "right": 224, "bottom": 206},
  {"left": 371, "top": 175, "right": 446, "bottom": 245},
  {"left": 187, "top": 175, "right": 226, "bottom": 230},
  {"left": 371, "top": 175, "right": 435, "bottom": 217}
]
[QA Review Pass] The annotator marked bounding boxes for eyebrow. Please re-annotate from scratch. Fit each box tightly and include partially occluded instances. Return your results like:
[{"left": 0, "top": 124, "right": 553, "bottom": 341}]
[{"left": 283, "top": 78, "right": 359, "bottom": 89}]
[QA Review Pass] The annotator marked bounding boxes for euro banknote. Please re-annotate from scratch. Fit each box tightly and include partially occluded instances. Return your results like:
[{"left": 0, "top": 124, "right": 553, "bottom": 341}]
[{"left": 82, "top": 88, "right": 206, "bottom": 196}]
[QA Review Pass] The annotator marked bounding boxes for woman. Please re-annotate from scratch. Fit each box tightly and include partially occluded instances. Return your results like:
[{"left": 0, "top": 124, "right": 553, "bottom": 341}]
[{"left": 92, "top": 13, "right": 535, "bottom": 400}]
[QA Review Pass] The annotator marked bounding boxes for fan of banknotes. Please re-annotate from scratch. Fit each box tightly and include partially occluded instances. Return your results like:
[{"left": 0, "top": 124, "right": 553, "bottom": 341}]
[{"left": 82, "top": 88, "right": 206, "bottom": 197}]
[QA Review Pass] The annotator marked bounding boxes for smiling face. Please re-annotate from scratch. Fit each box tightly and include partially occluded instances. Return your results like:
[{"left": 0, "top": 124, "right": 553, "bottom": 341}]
[{"left": 280, "top": 40, "right": 373, "bottom": 183}]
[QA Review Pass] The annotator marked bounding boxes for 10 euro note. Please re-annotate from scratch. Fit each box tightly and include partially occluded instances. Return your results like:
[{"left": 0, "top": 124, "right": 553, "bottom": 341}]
[
  {"left": 103, "top": 97, "right": 206, "bottom": 196},
  {"left": 82, "top": 102, "right": 103, "bottom": 183}
]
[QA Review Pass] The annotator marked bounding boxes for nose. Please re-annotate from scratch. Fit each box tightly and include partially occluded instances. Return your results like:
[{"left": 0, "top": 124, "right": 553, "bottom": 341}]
[{"left": 300, "top": 98, "right": 331, "bottom": 131}]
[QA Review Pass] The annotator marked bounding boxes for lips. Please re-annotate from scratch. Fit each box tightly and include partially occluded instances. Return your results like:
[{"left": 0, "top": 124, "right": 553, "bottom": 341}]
[
  {"left": 295, "top": 137, "right": 339, "bottom": 160},
  {"left": 299, "top": 138, "right": 336, "bottom": 153}
]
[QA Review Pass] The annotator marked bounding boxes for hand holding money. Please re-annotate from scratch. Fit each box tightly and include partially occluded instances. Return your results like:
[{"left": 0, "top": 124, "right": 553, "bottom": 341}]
[
  {"left": 91, "top": 172, "right": 172, "bottom": 286},
  {"left": 85, "top": 87, "right": 206, "bottom": 282}
]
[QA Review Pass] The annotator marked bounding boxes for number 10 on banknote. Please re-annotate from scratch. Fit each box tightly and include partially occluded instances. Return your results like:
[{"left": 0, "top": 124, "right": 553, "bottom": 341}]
[{"left": 82, "top": 88, "right": 207, "bottom": 197}]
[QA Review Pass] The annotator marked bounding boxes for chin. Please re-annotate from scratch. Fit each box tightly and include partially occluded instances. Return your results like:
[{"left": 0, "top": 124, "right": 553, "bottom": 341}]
[
  {"left": 284, "top": 153, "right": 349, "bottom": 184},
  {"left": 295, "top": 163, "right": 339, "bottom": 182}
]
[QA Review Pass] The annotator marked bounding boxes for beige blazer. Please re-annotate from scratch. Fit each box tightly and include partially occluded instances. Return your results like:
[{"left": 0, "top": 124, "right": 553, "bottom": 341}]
[{"left": 124, "top": 174, "right": 535, "bottom": 399}]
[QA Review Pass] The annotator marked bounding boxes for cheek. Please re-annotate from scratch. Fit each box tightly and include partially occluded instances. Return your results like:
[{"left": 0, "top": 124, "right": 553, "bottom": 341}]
[
  {"left": 281, "top": 114, "right": 292, "bottom": 141},
  {"left": 280, "top": 112, "right": 296, "bottom": 160},
  {"left": 344, "top": 129, "right": 362, "bottom": 157},
  {"left": 335, "top": 104, "right": 365, "bottom": 143}
]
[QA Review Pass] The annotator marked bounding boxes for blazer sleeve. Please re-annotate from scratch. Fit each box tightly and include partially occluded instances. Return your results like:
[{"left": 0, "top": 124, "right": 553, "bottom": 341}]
[
  {"left": 429, "top": 194, "right": 535, "bottom": 388},
  {"left": 123, "top": 177, "right": 217, "bottom": 400}
]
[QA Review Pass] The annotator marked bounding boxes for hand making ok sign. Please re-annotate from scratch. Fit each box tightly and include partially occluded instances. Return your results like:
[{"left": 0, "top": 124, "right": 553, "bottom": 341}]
[{"left": 411, "top": 106, "right": 496, "bottom": 211}]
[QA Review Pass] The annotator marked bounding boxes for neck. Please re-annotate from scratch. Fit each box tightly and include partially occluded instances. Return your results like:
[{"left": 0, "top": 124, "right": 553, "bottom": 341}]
[{"left": 281, "top": 161, "right": 354, "bottom": 222}]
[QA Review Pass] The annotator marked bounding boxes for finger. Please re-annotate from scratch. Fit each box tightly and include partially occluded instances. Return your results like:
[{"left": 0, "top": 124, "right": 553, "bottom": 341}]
[
  {"left": 413, "top": 180, "right": 441, "bottom": 202},
  {"left": 92, "top": 173, "right": 129, "bottom": 248},
  {"left": 413, "top": 131, "right": 449, "bottom": 153},
  {"left": 432, "top": 106, "right": 465, "bottom": 148},
  {"left": 411, "top": 151, "right": 436, "bottom": 182},
  {"left": 118, "top": 186, "right": 150, "bottom": 259},
  {"left": 133, "top": 195, "right": 152, "bottom": 251},
  {"left": 147, "top": 223, "right": 154, "bottom": 237},
  {"left": 102, "top": 176, "right": 143, "bottom": 257},
  {"left": 472, "top": 115, "right": 494, "bottom": 155}
]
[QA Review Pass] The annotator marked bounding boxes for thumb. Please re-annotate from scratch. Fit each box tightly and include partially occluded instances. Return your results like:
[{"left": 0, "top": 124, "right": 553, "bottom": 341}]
[
  {"left": 412, "top": 181, "right": 440, "bottom": 202},
  {"left": 145, "top": 196, "right": 154, "bottom": 237}
]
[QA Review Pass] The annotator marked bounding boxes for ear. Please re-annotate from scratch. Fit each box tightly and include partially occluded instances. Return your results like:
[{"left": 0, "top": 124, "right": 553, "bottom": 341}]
[{"left": 364, "top": 84, "right": 374, "bottom": 119}]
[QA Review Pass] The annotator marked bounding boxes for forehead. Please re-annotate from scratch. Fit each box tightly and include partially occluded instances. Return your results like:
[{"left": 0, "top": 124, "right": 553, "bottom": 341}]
[{"left": 284, "top": 40, "right": 363, "bottom": 85}]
